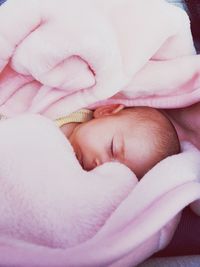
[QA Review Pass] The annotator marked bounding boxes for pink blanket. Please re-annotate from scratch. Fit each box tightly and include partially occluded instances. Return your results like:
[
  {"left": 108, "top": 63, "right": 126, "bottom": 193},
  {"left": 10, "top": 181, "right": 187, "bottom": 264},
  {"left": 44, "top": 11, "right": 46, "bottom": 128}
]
[
  {"left": 0, "top": 115, "right": 199, "bottom": 267},
  {"left": 0, "top": 0, "right": 199, "bottom": 118},
  {"left": 0, "top": 0, "right": 200, "bottom": 266}
]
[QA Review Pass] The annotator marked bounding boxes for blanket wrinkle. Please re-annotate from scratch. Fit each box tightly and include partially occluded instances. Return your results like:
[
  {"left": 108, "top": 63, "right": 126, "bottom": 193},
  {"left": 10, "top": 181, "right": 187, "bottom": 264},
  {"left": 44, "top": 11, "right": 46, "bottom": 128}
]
[
  {"left": 1, "top": 0, "right": 200, "bottom": 266},
  {"left": 0, "top": 0, "right": 198, "bottom": 119},
  {"left": 158, "top": 214, "right": 182, "bottom": 250},
  {"left": 0, "top": 114, "right": 137, "bottom": 248},
  {"left": 0, "top": 116, "right": 199, "bottom": 267}
]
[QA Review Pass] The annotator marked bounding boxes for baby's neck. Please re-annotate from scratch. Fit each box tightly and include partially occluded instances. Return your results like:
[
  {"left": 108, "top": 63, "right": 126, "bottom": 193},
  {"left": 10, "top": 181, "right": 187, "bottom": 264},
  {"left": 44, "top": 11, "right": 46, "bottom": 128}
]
[
  {"left": 56, "top": 108, "right": 93, "bottom": 138},
  {"left": 60, "top": 122, "right": 79, "bottom": 138}
]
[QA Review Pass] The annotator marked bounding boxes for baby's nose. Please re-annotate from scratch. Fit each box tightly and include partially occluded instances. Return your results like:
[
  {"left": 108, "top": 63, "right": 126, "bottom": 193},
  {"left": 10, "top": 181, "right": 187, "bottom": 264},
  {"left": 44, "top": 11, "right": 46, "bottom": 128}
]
[
  {"left": 94, "top": 155, "right": 112, "bottom": 168},
  {"left": 95, "top": 158, "right": 101, "bottom": 167}
]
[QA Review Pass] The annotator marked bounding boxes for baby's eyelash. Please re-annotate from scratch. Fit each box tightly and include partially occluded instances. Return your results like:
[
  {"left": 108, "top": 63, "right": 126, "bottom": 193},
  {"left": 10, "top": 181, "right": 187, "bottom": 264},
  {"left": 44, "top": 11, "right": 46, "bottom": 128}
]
[{"left": 110, "top": 138, "right": 114, "bottom": 157}]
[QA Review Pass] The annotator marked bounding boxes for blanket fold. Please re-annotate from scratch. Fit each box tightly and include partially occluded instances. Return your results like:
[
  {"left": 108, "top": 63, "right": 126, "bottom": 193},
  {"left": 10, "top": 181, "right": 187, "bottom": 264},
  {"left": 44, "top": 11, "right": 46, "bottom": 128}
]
[
  {"left": 0, "top": 115, "right": 199, "bottom": 267},
  {"left": 0, "top": 0, "right": 200, "bottom": 266},
  {"left": 0, "top": 0, "right": 199, "bottom": 118}
]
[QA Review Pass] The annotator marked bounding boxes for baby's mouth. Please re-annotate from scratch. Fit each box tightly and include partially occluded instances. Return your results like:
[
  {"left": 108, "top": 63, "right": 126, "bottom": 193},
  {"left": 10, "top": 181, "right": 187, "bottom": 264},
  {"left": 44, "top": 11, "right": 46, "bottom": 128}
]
[
  {"left": 75, "top": 150, "right": 84, "bottom": 169},
  {"left": 75, "top": 148, "right": 93, "bottom": 171},
  {"left": 76, "top": 153, "right": 90, "bottom": 171}
]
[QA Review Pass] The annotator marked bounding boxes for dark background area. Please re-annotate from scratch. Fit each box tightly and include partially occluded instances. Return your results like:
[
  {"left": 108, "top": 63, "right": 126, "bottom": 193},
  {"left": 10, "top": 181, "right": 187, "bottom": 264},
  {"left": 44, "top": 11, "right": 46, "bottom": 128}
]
[{"left": 185, "top": 0, "right": 200, "bottom": 52}]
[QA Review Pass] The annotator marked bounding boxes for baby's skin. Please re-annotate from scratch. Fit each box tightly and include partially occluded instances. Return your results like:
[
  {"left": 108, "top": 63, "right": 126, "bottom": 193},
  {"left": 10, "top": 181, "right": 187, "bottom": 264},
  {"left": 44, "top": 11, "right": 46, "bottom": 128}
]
[{"left": 61, "top": 105, "right": 180, "bottom": 178}]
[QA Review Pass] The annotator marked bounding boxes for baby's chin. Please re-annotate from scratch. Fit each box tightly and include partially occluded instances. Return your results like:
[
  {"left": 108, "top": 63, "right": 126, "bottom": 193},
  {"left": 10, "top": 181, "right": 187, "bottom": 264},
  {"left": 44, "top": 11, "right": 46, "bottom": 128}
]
[{"left": 130, "top": 156, "right": 158, "bottom": 179}]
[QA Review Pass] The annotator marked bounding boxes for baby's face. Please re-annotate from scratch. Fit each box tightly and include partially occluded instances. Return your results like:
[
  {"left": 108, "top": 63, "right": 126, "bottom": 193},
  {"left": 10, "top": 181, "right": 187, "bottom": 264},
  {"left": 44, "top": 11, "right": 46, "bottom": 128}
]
[{"left": 69, "top": 110, "right": 157, "bottom": 178}]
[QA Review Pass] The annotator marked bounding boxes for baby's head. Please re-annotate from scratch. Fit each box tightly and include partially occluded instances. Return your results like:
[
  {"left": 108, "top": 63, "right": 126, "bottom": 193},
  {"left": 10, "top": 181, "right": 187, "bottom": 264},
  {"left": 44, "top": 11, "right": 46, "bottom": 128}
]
[{"left": 68, "top": 105, "right": 180, "bottom": 178}]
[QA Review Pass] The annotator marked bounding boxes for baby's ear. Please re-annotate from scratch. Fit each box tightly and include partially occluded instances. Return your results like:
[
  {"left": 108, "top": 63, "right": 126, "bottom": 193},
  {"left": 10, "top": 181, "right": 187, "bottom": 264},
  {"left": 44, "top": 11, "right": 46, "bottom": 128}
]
[{"left": 93, "top": 104, "right": 124, "bottom": 118}]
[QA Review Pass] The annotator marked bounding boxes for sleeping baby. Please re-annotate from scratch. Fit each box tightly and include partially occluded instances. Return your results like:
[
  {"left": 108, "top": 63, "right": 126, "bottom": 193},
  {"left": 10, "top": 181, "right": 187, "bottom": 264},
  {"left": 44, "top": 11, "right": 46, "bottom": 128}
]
[{"left": 58, "top": 105, "right": 180, "bottom": 178}]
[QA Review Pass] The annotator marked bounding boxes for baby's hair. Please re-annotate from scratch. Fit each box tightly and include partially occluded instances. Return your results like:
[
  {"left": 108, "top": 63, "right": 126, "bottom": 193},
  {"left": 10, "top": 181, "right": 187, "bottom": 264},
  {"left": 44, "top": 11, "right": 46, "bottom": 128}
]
[{"left": 120, "top": 106, "right": 180, "bottom": 163}]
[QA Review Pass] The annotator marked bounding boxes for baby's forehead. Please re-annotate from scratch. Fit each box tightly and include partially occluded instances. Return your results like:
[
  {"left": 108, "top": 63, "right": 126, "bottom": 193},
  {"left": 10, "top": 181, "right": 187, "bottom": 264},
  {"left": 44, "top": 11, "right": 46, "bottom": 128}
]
[
  {"left": 121, "top": 108, "right": 169, "bottom": 127},
  {"left": 120, "top": 114, "right": 168, "bottom": 145}
]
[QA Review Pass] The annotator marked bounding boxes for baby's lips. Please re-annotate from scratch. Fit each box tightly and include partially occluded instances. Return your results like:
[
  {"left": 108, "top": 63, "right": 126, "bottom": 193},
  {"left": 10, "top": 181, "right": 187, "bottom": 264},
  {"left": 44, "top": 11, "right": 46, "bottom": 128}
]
[
  {"left": 75, "top": 148, "right": 95, "bottom": 171},
  {"left": 81, "top": 158, "right": 97, "bottom": 172},
  {"left": 75, "top": 152, "right": 81, "bottom": 164},
  {"left": 75, "top": 150, "right": 85, "bottom": 169}
]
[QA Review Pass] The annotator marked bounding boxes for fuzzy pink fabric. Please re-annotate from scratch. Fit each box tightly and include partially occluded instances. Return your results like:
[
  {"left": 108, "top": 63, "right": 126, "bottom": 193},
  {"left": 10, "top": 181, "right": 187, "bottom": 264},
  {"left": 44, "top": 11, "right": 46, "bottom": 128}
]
[
  {"left": 0, "top": 115, "right": 199, "bottom": 267},
  {"left": 0, "top": 0, "right": 200, "bottom": 266},
  {"left": 0, "top": 0, "right": 198, "bottom": 119}
]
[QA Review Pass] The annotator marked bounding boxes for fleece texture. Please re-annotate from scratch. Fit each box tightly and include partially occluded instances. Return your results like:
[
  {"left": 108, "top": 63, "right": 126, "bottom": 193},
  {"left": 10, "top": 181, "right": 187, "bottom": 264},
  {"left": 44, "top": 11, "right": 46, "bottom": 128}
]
[
  {"left": 0, "top": 115, "right": 199, "bottom": 267},
  {"left": 0, "top": 0, "right": 200, "bottom": 266}
]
